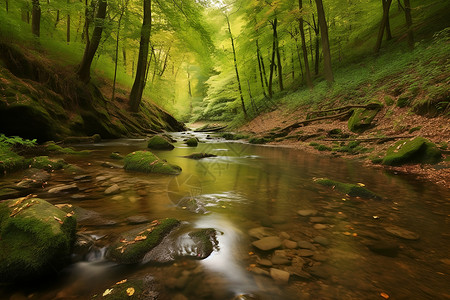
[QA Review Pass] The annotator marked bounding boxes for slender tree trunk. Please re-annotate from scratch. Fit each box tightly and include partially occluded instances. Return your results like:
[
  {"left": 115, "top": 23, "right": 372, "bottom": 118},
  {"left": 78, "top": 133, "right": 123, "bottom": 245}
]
[
  {"left": 129, "top": 0, "right": 151, "bottom": 112},
  {"left": 112, "top": 3, "right": 126, "bottom": 102},
  {"left": 76, "top": 0, "right": 107, "bottom": 84},
  {"left": 299, "top": 0, "right": 313, "bottom": 88},
  {"left": 55, "top": 10, "right": 60, "bottom": 27},
  {"left": 247, "top": 79, "right": 257, "bottom": 113},
  {"left": 67, "top": 14, "right": 70, "bottom": 43},
  {"left": 152, "top": 48, "right": 161, "bottom": 83},
  {"left": 403, "top": 0, "right": 414, "bottom": 49},
  {"left": 5, "top": 0, "right": 8, "bottom": 12},
  {"left": 273, "top": 18, "right": 284, "bottom": 92},
  {"left": 314, "top": 0, "right": 334, "bottom": 84},
  {"left": 144, "top": 47, "right": 154, "bottom": 84},
  {"left": 159, "top": 46, "right": 170, "bottom": 77},
  {"left": 226, "top": 14, "right": 247, "bottom": 117},
  {"left": 268, "top": 21, "right": 276, "bottom": 98},
  {"left": 256, "top": 40, "right": 267, "bottom": 97},
  {"left": 312, "top": 15, "right": 320, "bottom": 75},
  {"left": 382, "top": 0, "right": 393, "bottom": 40},
  {"left": 31, "top": 0, "right": 41, "bottom": 37},
  {"left": 291, "top": 47, "right": 295, "bottom": 81},
  {"left": 122, "top": 48, "right": 127, "bottom": 67},
  {"left": 295, "top": 42, "right": 304, "bottom": 80},
  {"left": 375, "top": 0, "right": 392, "bottom": 53}
]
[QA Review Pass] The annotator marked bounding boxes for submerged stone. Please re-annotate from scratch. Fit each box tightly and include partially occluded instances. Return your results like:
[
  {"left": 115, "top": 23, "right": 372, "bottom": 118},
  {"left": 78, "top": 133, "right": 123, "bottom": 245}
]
[
  {"left": 384, "top": 225, "right": 420, "bottom": 240},
  {"left": 252, "top": 236, "right": 282, "bottom": 251},
  {"left": 314, "top": 178, "right": 382, "bottom": 199},
  {"left": 124, "top": 151, "right": 181, "bottom": 175},
  {"left": 186, "top": 137, "right": 199, "bottom": 147},
  {"left": 15, "top": 168, "right": 50, "bottom": 189},
  {"left": 184, "top": 153, "right": 217, "bottom": 159},
  {"left": 382, "top": 137, "right": 442, "bottom": 166},
  {"left": 147, "top": 136, "right": 175, "bottom": 150},
  {"left": 0, "top": 198, "right": 76, "bottom": 282},
  {"left": 29, "top": 156, "right": 68, "bottom": 171},
  {"left": 107, "top": 218, "right": 180, "bottom": 264}
]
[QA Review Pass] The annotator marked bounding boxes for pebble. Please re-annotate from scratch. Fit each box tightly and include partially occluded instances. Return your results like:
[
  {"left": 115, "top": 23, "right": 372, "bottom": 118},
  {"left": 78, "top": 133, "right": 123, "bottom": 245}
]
[
  {"left": 367, "top": 241, "right": 399, "bottom": 257},
  {"left": 298, "top": 249, "right": 315, "bottom": 257},
  {"left": 250, "top": 267, "right": 270, "bottom": 276},
  {"left": 257, "top": 259, "right": 273, "bottom": 267},
  {"left": 297, "top": 241, "right": 316, "bottom": 250},
  {"left": 313, "top": 254, "right": 328, "bottom": 262},
  {"left": 313, "top": 236, "right": 330, "bottom": 246},
  {"left": 248, "top": 227, "right": 277, "bottom": 239},
  {"left": 308, "top": 265, "right": 330, "bottom": 279},
  {"left": 126, "top": 215, "right": 150, "bottom": 225},
  {"left": 283, "top": 240, "right": 298, "bottom": 249},
  {"left": 48, "top": 183, "right": 79, "bottom": 194},
  {"left": 270, "top": 268, "right": 290, "bottom": 284},
  {"left": 285, "top": 266, "right": 312, "bottom": 279},
  {"left": 279, "top": 232, "right": 291, "bottom": 240},
  {"left": 314, "top": 224, "right": 327, "bottom": 230},
  {"left": 252, "top": 236, "right": 282, "bottom": 251},
  {"left": 310, "top": 217, "right": 326, "bottom": 223},
  {"left": 297, "top": 209, "right": 317, "bottom": 217},
  {"left": 384, "top": 225, "right": 420, "bottom": 240},
  {"left": 104, "top": 184, "right": 120, "bottom": 195},
  {"left": 271, "top": 255, "right": 291, "bottom": 265}
]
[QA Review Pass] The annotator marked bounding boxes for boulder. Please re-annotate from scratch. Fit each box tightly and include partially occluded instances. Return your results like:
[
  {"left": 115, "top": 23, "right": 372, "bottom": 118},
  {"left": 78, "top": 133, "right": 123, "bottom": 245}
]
[
  {"left": 314, "top": 178, "right": 381, "bottom": 199},
  {"left": 270, "top": 268, "right": 290, "bottom": 284},
  {"left": 348, "top": 103, "right": 382, "bottom": 133},
  {"left": 382, "top": 137, "right": 442, "bottom": 166},
  {"left": 29, "top": 156, "right": 67, "bottom": 171},
  {"left": 0, "top": 198, "right": 76, "bottom": 282},
  {"left": 107, "top": 218, "right": 180, "bottom": 264},
  {"left": 15, "top": 168, "right": 50, "bottom": 189},
  {"left": 186, "top": 138, "right": 199, "bottom": 147},
  {"left": 147, "top": 136, "right": 175, "bottom": 150},
  {"left": 124, "top": 151, "right": 181, "bottom": 175}
]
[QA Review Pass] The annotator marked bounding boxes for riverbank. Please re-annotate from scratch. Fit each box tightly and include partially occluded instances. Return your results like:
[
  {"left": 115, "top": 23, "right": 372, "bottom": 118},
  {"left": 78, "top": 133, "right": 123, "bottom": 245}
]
[{"left": 237, "top": 101, "right": 450, "bottom": 189}]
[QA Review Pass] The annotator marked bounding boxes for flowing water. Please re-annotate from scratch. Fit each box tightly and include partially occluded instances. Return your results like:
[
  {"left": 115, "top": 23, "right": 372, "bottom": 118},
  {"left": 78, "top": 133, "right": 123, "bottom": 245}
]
[{"left": 1, "top": 132, "right": 449, "bottom": 299}]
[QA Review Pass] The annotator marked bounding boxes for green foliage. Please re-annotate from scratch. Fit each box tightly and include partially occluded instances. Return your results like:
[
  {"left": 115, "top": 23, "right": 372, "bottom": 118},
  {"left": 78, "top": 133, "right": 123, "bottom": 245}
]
[{"left": 0, "top": 134, "right": 37, "bottom": 148}]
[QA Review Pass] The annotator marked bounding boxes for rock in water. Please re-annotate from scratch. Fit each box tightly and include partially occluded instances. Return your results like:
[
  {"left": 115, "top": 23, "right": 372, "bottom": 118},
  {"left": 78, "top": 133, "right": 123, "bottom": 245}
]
[
  {"left": 270, "top": 268, "right": 290, "bottom": 283},
  {"left": 184, "top": 153, "right": 217, "bottom": 159},
  {"left": 147, "top": 136, "right": 175, "bottom": 150},
  {"left": 186, "top": 138, "right": 199, "bottom": 147},
  {"left": 252, "top": 236, "right": 282, "bottom": 251},
  {"left": 15, "top": 168, "right": 50, "bottom": 189},
  {"left": 48, "top": 183, "right": 79, "bottom": 194},
  {"left": 104, "top": 184, "right": 120, "bottom": 195},
  {"left": 124, "top": 151, "right": 181, "bottom": 175},
  {"left": 0, "top": 198, "right": 76, "bottom": 282},
  {"left": 384, "top": 225, "right": 420, "bottom": 240}
]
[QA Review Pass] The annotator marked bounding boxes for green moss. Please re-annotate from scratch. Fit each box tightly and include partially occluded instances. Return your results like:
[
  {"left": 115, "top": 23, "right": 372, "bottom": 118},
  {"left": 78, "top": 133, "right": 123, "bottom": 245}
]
[
  {"left": 110, "top": 152, "right": 124, "bottom": 160},
  {"left": 348, "top": 103, "right": 382, "bottom": 133},
  {"left": 29, "top": 156, "right": 68, "bottom": 171},
  {"left": 188, "top": 228, "right": 216, "bottom": 258},
  {"left": 384, "top": 96, "right": 394, "bottom": 106},
  {"left": 186, "top": 137, "right": 199, "bottom": 147},
  {"left": 397, "top": 96, "right": 411, "bottom": 108},
  {"left": 315, "top": 178, "right": 381, "bottom": 199},
  {"left": 317, "top": 144, "right": 332, "bottom": 151},
  {"left": 382, "top": 137, "right": 442, "bottom": 166},
  {"left": 408, "top": 126, "right": 422, "bottom": 134},
  {"left": 107, "top": 218, "right": 180, "bottom": 264},
  {"left": 147, "top": 136, "right": 175, "bottom": 150},
  {"left": 92, "top": 279, "right": 144, "bottom": 299},
  {"left": 45, "top": 141, "right": 90, "bottom": 155},
  {"left": 124, "top": 151, "right": 181, "bottom": 175},
  {"left": 249, "top": 137, "right": 271, "bottom": 144},
  {"left": 0, "top": 198, "right": 76, "bottom": 281},
  {"left": 0, "top": 146, "right": 29, "bottom": 174}
]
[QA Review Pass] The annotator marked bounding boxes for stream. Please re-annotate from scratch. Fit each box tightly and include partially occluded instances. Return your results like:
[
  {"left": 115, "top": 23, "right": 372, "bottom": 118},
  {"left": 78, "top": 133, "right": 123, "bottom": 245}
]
[{"left": 1, "top": 132, "right": 449, "bottom": 299}]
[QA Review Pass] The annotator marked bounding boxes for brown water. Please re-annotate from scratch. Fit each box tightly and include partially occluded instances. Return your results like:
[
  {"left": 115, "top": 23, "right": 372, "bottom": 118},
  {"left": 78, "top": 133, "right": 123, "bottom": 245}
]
[{"left": 1, "top": 132, "right": 449, "bottom": 300}]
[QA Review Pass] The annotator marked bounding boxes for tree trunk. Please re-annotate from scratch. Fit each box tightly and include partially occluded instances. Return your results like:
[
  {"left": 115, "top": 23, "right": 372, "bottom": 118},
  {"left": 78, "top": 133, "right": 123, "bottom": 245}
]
[
  {"left": 5, "top": 0, "right": 8, "bottom": 12},
  {"left": 31, "top": 0, "right": 41, "bottom": 37},
  {"left": 67, "top": 14, "right": 71, "bottom": 43},
  {"left": 226, "top": 14, "right": 247, "bottom": 117},
  {"left": 76, "top": 0, "right": 107, "bottom": 84},
  {"left": 375, "top": 0, "right": 392, "bottom": 53},
  {"left": 299, "top": 0, "right": 313, "bottom": 88},
  {"left": 403, "top": 0, "right": 414, "bottom": 49},
  {"left": 312, "top": 15, "right": 320, "bottom": 75},
  {"left": 382, "top": 0, "right": 392, "bottom": 40},
  {"left": 256, "top": 40, "right": 267, "bottom": 97},
  {"left": 273, "top": 18, "right": 284, "bottom": 92},
  {"left": 112, "top": 4, "right": 126, "bottom": 102},
  {"left": 122, "top": 48, "right": 127, "bottom": 67},
  {"left": 55, "top": 10, "right": 60, "bottom": 27},
  {"left": 314, "top": 0, "right": 334, "bottom": 84},
  {"left": 129, "top": 0, "right": 151, "bottom": 112}
]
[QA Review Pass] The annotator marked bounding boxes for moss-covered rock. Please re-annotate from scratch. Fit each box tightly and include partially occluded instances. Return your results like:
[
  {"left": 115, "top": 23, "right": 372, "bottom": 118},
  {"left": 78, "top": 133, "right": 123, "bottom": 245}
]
[
  {"left": 45, "top": 141, "right": 90, "bottom": 155},
  {"left": 0, "top": 146, "right": 29, "bottom": 174},
  {"left": 382, "top": 137, "right": 442, "bottom": 166},
  {"left": 147, "top": 136, "right": 175, "bottom": 150},
  {"left": 249, "top": 137, "right": 271, "bottom": 144},
  {"left": 348, "top": 103, "right": 382, "bottom": 133},
  {"left": 184, "top": 153, "right": 217, "bottom": 160},
  {"left": 315, "top": 178, "right": 381, "bottom": 199},
  {"left": 0, "top": 198, "right": 77, "bottom": 282},
  {"left": 110, "top": 152, "right": 124, "bottom": 160},
  {"left": 186, "top": 137, "right": 199, "bottom": 147},
  {"left": 29, "top": 156, "right": 68, "bottom": 171},
  {"left": 107, "top": 218, "right": 180, "bottom": 264},
  {"left": 123, "top": 151, "right": 181, "bottom": 175}
]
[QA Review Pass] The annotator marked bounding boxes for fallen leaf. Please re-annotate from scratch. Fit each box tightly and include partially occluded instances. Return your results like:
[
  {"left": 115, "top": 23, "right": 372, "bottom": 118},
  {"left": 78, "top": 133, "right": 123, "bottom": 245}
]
[
  {"left": 249, "top": 264, "right": 256, "bottom": 268},
  {"left": 54, "top": 216, "right": 63, "bottom": 224},
  {"left": 248, "top": 252, "right": 254, "bottom": 255},
  {"left": 134, "top": 235, "right": 147, "bottom": 241},
  {"left": 352, "top": 233, "right": 358, "bottom": 237},
  {"left": 357, "top": 183, "right": 365, "bottom": 187},
  {"left": 380, "top": 292, "right": 389, "bottom": 299},
  {"left": 343, "top": 232, "right": 351, "bottom": 236},
  {"left": 103, "top": 288, "right": 113, "bottom": 296},
  {"left": 126, "top": 287, "right": 135, "bottom": 296},
  {"left": 115, "top": 279, "right": 127, "bottom": 285},
  {"left": 66, "top": 211, "right": 75, "bottom": 218}
]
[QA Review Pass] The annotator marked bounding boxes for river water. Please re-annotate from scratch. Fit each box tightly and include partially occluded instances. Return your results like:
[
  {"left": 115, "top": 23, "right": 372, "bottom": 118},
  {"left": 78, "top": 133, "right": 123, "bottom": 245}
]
[{"left": 1, "top": 132, "right": 449, "bottom": 299}]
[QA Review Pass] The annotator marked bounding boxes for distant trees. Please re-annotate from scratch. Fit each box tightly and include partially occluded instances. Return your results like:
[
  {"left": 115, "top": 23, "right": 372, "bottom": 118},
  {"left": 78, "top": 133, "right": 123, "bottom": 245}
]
[
  {"left": 314, "top": 0, "right": 333, "bottom": 84},
  {"left": 31, "top": 0, "right": 41, "bottom": 37}
]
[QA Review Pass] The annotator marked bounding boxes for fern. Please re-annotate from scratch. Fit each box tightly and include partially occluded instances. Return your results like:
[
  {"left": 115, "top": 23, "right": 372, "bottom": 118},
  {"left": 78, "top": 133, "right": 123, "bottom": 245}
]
[{"left": 0, "top": 134, "right": 37, "bottom": 148}]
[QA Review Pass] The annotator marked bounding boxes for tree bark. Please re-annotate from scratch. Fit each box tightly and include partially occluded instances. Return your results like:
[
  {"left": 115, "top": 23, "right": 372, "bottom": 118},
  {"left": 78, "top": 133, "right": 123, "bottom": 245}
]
[
  {"left": 312, "top": 15, "right": 320, "bottom": 75},
  {"left": 5, "top": 0, "right": 8, "bottom": 12},
  {"left": 226, "top": 14, "right": 247, "bottom": 117},
  {"left": 129, "top": 0, "right": 151, "bottom": 112},
  {"left": 256, "top": 40, "right": 267, "bottom": 97},
  {"left": 382, "top": 0, "right": 393, "bottom": 40},
  {"left": 299, "top": 0, "right": 313, "bottom": 88},
  {"left": 314, "top": 0, "right": 334, "bottom": 84},
  {"left": 76, "top": 0, "right": 107, "bottom": 84},
  {"left": 273, "top": 18, "right": 284, "bottom": 92},
  {"left": 268, "top": 20, "right": 277, "bottom": 98},
  {"left": 112, "top": 2, "right": 127, "bottom": 102},
  {"left": 122, "top": 48, "right": 127, "bottom": 67},
  {"left": 67, "top": 14, "right": 70, "bottom": 43},
  {"left": 31, "top": 0, "right": 41, "bottom": 37},
  {"left": 375, "top": 0, "right": 392, "bottom": 53},
  {"left": 403, "top": 0, "right": 414, "bottom": 49}
]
